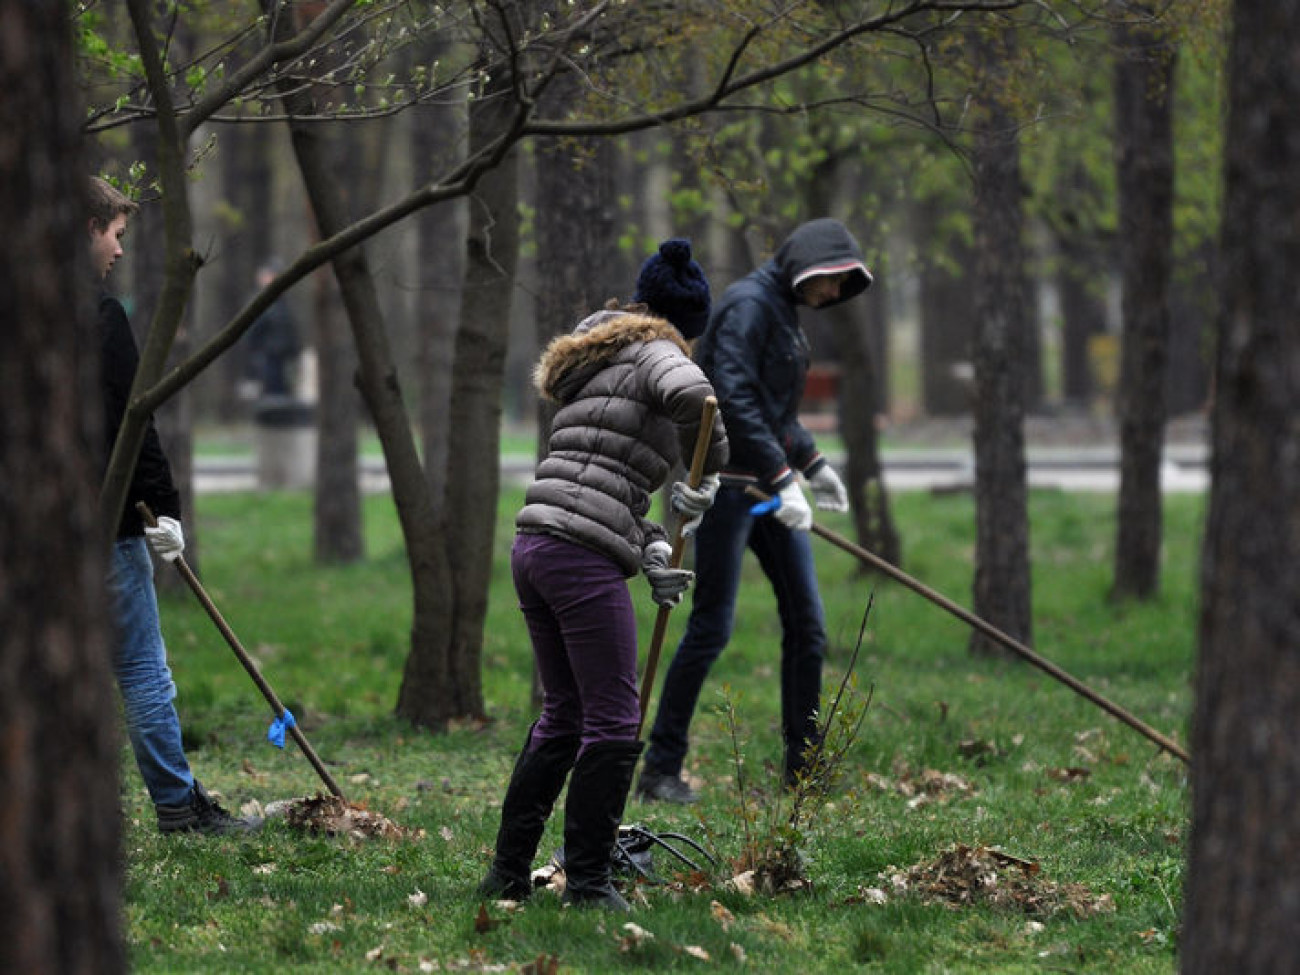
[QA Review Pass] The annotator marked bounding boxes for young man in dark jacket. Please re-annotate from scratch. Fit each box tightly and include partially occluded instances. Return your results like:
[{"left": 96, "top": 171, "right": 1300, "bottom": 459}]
[
  {"left": 90, "top": 176, "right": 256, "bottom": 835},
  {"left": 637, "top": 218, "right": 872, "bottom": 803}
]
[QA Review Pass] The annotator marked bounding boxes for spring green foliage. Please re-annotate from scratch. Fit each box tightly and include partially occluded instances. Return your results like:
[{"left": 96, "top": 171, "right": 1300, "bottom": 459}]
[{"left": 126, "top": 487, "right": 1196, "bottom": 972}]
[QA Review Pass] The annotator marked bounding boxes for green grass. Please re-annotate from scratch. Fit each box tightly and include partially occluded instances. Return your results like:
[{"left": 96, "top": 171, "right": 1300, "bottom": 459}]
[{"left": 125, "top": 488, "right": 1200, "bottom": 973}]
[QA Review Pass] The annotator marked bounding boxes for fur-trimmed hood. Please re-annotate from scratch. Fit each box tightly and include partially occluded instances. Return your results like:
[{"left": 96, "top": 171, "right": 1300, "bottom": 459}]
[{"left": 534, "top": 309, "right": 691, "bottom": 404}]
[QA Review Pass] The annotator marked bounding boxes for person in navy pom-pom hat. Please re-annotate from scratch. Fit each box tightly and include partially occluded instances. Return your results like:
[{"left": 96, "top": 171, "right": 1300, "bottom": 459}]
[{"left": 634, "top": 238, "right": 712, "bottom": 340}]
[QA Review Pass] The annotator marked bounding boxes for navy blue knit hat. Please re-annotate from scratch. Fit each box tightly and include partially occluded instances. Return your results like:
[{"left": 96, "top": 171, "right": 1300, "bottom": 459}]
[{"left": 634, "top": 238, "right": 711, "bottom": 340}]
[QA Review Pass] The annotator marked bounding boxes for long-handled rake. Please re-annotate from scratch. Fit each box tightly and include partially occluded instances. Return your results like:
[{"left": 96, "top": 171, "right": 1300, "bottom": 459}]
[
  {"left": 744, "top": 488, "right": 1190, "bottom": 765},
  {"left": 137, "top": 502, "right": 348, "bottom": 798}
]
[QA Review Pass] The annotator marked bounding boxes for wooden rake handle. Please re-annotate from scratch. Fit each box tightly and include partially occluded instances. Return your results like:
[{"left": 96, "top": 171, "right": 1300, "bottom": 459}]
[
  {"left": 637, "top": 395, "right": 718, "bottom": 737},
  {"left": 136, "top": 503, "right": 348, "bottom": 798}
]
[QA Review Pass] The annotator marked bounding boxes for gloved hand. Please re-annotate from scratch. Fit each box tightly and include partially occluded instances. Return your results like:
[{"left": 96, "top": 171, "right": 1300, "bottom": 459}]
[
  {"left": 144, "top": 515, "right": 185, "bottom": 562},
  {"left": 671, "top": 474, "right": 719, "bottom": 537},
  {"left": 773, "top": 482, "right": 813, "bottom": 532},
  {"left": 641, "top": 539, "right": 694, "bottom": 608},
  {"left": 807, "top": 464, "right": 849, "bottom": 512}
]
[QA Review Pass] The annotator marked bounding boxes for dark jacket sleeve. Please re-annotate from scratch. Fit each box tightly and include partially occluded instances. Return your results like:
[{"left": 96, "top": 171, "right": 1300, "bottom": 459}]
[
  {"left": 100, "top": 295, "right": 181, "bottom": 537},
  {"left": 706, "top": 297, "right": 803, "bottom": 490}
]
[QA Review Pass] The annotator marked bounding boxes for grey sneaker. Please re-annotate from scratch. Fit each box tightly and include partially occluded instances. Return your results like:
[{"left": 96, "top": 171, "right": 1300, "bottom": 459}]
[
  {"left": 635, "top": 768, "right": 699, "bottom": 804},
  {"left": 157, "top": 782, "right": 261, "bottom": 835}
]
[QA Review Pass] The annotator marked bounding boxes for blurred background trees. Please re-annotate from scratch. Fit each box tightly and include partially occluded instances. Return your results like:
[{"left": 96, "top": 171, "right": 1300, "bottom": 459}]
[{"left": 74, "top": 0, "right": 1227, "bottom": 725}]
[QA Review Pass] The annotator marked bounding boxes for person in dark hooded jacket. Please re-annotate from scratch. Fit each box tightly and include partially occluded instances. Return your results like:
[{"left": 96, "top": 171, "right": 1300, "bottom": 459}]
[
  {"left": 477, "top": 301, "right": 728, "bottom": 911},
  {"left": 637, "top": 218, "right": 872, "bottom": 803}
]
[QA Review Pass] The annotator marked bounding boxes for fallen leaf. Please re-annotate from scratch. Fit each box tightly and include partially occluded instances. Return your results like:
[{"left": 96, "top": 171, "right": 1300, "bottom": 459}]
[
  {"left": 408, "top": 889, "right": 428, "bottom": 908},
  {"left": 729, "top": 870, "right": 756, "bottom": 896},
  {"left": 730, "top": 942, "right": 748, "bottom": 964},
  {"left": 474, "top": 903, "right": 501, "bottom": 934},
  {"left": 710, "top": 900, "right": 736, "bottom": 930},
  {"left": 683, "top": 945, "right": 710, "bottom": 960}
]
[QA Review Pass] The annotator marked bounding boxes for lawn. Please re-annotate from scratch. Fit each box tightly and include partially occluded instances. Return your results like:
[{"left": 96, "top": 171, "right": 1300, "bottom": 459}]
[{"left": 123, "top": 486, "right": 1200, "bottom": 973}]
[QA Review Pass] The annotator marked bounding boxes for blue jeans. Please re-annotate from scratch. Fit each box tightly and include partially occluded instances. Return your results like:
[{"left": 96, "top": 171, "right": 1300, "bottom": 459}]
[
  {"left": 512, "top": 533, "right": 641, "bottom": 752},
  {"left": 644, "top": 484, "right": 826, "bottom": 777},
  {"left": 108, "top": 536, "right": 195, "bottom": 808}
]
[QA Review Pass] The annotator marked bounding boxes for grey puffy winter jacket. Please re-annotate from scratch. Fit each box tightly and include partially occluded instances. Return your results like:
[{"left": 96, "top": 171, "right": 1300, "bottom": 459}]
[{"left": 517, "top": 309, "right": 729, "bottom": 576}]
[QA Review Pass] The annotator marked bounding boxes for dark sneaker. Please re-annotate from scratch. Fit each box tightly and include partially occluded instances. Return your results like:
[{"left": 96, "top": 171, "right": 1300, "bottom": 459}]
[
  {"left": 635, "top": 769, "right": 698, "bottom": 804},
  {"left": 157, "top": 782, "right": 261, "bottom": 835}
]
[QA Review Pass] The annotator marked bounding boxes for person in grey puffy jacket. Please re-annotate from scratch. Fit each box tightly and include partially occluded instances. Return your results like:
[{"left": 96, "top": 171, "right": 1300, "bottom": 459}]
[
  {"left": 478, "top": 302, "right": 728, "bottom": 911},
  {"left": 638, "top": 218, "right": 872, "bottom": 803}
]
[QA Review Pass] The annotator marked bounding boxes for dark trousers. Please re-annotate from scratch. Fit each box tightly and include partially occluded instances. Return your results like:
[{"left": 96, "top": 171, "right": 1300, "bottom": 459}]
[
  {"left": 644, "top": 485, "right": 826, "bottom": 775},
  {"left": 511, "top": 532, "right": 640, "bottom": 750}
]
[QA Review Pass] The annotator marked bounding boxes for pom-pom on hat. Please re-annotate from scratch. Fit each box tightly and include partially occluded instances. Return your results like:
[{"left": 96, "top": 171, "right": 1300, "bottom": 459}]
[{"left": 634, "top": 238, "right": 711, "bottom": 340}]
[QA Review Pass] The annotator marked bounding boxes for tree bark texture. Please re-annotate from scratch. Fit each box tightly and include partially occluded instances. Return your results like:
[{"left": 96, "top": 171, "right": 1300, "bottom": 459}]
[
  {"left": 835, "top": 290, "right": 902, "bottom": 568},
  {"left": 1111, "top": 7, "right": 1176, "bottom": 601},
  {"left": 413, "top": 74, "right": 467, "bottom": 522},
  {"left": 312, "top": 259, "right": 364, "bottom": 565},
  {"left": 214, "top": 122, "right": 274, "bottom": 422},
  {"left": 968, "top": 28, "right": 1033, "bottom": 656},
  {"left": 1182, "top": 1, "right": 1300, "bottom": 969},
  {"left": 437, "top": 69, "right": 526, "bottom": 722},
  {"left": 915, "top": 196, "right": 979, "bottom": 416},
  {"left": 0, "top": 2, "right": 125, "bottom": 970},
  {"left": 1047, "top": 157, "right": 1113, "bottom": 407}
]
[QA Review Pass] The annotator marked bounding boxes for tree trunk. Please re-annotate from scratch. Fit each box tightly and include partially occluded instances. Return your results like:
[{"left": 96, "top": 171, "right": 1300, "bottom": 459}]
[
  {"left": 129, "top": 121, "right": 200, "bottom": 587},
  {"left": 1166, "top": 241, "right": 1214, "bottom": 416},
  {"left": 436, "top": 68, "right": 527, "bottom": 721},
  {"left": 214, "top": 122, "right": 273, "bottom": 421},
  {"left": 269, "top": 24, "right": 458, "bottom": 727},
  {"left": 0, "top": 2, "right": 125, "bottom": 969},
  {"left": 1182, "top": 1, "right": 1300, "bottom": 969},
  {"left": 915, "top": 195, "right": 978, "bottom": 416},
  {"left": 839, "top": 283, "right": 902, "bottom": 567},
  {"left": 1111, "top": 7, "right": 1176, "bottom": 601},
  {"left": 312, "top": 256, "right": 364, "bottom": 564},
  {"left": 968, "top": 27, "right": 1033, "bottom": 657},
  {"left": 412, "top": 70, "right": 466, "bottom": 521},
  {"left": 1049, "top": 162, "right": 1111, "bottom": 407}
]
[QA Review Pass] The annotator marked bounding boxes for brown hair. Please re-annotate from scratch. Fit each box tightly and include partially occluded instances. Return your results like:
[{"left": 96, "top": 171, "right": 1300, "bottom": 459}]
[{"left": 87, "top": 176, "right": 138, "bottom": 232}]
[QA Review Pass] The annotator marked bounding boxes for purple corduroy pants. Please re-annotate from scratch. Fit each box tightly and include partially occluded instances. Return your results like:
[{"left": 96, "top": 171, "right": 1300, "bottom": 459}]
[{"left": 511, "top": 532, "right": 641, "bottom": 751}]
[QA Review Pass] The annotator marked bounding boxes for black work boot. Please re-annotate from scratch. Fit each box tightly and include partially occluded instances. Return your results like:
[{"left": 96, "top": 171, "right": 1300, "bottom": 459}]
[
  {"left": 477, "top": 726, "right": 580, "bottom": 901},
  {"left": 561, "top": 740, "right": 644, "bottom": 911},
  {"left": 157, "top": 781, "right": 261, "bottom": 835}
]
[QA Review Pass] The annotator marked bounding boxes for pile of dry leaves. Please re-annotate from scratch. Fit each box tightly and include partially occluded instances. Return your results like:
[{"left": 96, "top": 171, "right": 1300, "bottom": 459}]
[
  {"left": 870, "top": 844, "right": 1115, "bottom": 918},
  {"left": 280, "top": 794, "right": 410, "bottom": 840}
]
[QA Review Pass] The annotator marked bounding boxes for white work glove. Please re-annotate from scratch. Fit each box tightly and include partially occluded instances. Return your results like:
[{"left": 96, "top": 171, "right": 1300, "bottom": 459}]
[
  {"left": 671, "top": 473, "right": 719, "bottom": 537},
  {"left": 641, "top": 539, "right": 694, "bottom": 608},
  {"left": 144, "top": 515, "right": 185, "bottom": 562},
  {"left": 807, "top": 464, "right": 849, "bottom": 512},
  {"left": 773, "top": 482, "right": 813, "bottom": 532}
]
